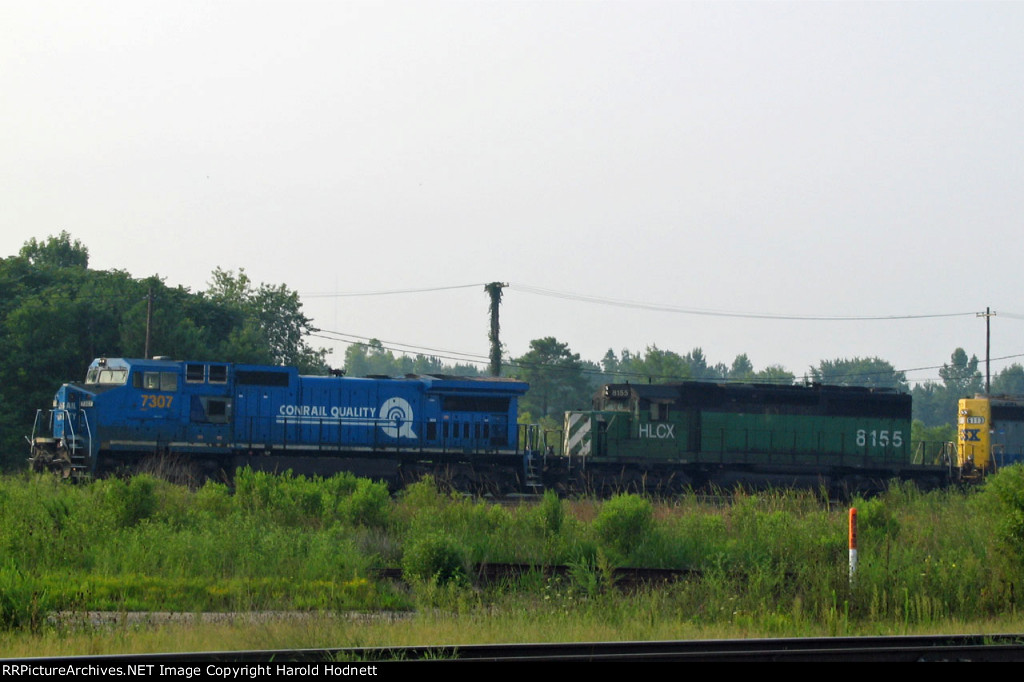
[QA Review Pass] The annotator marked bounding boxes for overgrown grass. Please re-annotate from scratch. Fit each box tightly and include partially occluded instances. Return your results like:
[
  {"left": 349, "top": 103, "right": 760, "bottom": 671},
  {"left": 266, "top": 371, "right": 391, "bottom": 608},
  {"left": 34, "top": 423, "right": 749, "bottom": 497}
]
[{"left": 2, "top": 466, "right": 1024, "bottom": 656}]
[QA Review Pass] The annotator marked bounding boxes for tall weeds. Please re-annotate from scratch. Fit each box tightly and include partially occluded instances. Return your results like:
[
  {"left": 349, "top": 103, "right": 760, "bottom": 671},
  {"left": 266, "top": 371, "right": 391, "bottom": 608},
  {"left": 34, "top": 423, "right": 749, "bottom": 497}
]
[{"left": 2, "top": 468, "right": 1024, "bottom": 638}]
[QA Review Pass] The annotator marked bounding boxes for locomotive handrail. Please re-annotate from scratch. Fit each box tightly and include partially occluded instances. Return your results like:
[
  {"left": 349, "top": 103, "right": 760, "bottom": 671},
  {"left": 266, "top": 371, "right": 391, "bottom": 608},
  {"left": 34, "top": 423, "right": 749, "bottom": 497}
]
[
  {"left": 77, "top": 410, "right": 94, "bottom": 470},
  {"left": 913, "top": 440, "right": 957, "bottom": 467},
  {"left": 30, "top": 408, "right": 47, "bottom": 444},
  {"left": 239, "top": 415, "right": 525, "bottom": 457},
  {"left": 53, "top": 407, "right": 93, "bottom": 461}
]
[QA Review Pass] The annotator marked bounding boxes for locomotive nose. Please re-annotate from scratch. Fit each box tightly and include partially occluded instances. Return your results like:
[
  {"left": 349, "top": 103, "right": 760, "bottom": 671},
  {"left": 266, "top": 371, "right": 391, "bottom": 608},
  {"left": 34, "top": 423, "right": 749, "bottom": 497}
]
[{"left": 29, "top": 384, "right": 94, "bottom": 478}]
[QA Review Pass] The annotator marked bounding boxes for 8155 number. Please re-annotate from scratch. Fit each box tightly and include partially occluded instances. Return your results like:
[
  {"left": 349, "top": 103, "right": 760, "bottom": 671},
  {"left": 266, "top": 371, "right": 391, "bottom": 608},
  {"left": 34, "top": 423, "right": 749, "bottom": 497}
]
[{"left": 856, "top": 429, "right": 902, "bottom": 448}]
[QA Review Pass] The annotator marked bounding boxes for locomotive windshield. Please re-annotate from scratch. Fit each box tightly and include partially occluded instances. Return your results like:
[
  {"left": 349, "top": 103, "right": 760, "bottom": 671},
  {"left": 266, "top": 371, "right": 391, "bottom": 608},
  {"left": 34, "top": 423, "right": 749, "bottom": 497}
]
[{"left": 85, "top": 368, "right": 128, "bottom": 385}]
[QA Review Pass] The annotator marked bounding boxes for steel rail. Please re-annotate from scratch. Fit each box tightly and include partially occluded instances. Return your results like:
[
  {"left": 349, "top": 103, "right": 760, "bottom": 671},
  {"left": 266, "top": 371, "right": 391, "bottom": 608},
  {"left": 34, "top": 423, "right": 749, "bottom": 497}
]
[{"left": 5, "top": 635, "right": 1024, "bottom": 664}]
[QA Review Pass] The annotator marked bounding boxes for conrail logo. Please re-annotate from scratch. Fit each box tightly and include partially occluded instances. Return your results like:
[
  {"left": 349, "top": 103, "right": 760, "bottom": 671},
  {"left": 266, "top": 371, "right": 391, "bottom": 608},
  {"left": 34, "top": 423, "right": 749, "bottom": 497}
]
[
  {"left": 379, "top": 397, "right": 416, "bottom": 439},
  {"left": 273, "top": 398, "right": 417, "bottom": 439}
]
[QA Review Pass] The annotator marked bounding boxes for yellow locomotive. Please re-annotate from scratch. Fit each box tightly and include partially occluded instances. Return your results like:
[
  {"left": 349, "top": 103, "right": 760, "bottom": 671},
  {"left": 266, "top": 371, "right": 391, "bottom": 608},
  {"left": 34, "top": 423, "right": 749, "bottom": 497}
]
[{"left": 957, "top": 395, "right": 1024, "bottom": 477}]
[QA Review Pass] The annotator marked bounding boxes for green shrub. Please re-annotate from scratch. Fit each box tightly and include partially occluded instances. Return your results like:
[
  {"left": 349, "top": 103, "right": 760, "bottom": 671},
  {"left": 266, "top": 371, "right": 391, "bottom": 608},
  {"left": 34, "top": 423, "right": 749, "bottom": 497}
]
[
  {"left": 0, "top": 562, "right": 50, "bottom": 632},
  {"left": 397, "top": 476, "right": 445, "bottom": 513},
  {"left": 854, "top": 496, "right": 900, "bottom": 537},
  {"left": 593, "top": 493, "right": 653, "bottom": 559},
  {"left": 402, "top": 532, "right": 467, "bottom": 585},
  {"left": 534, "top": 490, "right": 564, "bottom": 536},
  {"left": 192, "top": 480, "right": 233, "bottom": 519},
  {"left": 976, "top": 465, "right": 1024, "bottom": 571},
  {"left": 343, "top": 478, "right": 391, "bottom": 528},
  {"left": 101, "top": 475, "right": 159, "bottom": 528}
]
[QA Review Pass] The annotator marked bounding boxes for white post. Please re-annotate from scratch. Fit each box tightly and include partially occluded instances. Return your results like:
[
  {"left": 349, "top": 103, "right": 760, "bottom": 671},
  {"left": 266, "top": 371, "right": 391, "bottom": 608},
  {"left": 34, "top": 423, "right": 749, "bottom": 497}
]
[{"left": 848, "top": 507, "right": 858, "bottom": 583}]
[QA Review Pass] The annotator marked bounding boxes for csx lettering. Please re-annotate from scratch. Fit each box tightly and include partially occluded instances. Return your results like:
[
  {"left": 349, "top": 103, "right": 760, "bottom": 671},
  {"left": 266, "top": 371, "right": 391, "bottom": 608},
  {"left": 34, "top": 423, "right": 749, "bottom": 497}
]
[
  {"left": 639, "top": 423, "right": 675, "bottom": 439},
  {"left": 141, "top": 394, "right": 173, "bottom": 409},
  {"left": 962, "top": 429, "right": 981, "bottom": 442}
]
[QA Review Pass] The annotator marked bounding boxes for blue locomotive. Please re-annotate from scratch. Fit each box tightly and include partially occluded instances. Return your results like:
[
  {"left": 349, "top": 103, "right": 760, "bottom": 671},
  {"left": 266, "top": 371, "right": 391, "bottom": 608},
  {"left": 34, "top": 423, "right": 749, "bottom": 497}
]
[{"left": 29, "top": 357, "right": 530, "bottom": 487}]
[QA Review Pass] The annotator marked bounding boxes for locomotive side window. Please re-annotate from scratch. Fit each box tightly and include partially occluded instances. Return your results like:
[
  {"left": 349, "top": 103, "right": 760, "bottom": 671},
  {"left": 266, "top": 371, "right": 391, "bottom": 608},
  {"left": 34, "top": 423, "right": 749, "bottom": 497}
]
[
  {"left": 138, "top": 372, "right": 179, "bottom": 391},
  {"left": 209, "top": 365, "right": 228, "bottom": 383},
  {"left": 89, "top": 368, "right": 128, "bottom": 385},
  {"left": 186, "top": 364, "right": 205, "bottom": 383}
]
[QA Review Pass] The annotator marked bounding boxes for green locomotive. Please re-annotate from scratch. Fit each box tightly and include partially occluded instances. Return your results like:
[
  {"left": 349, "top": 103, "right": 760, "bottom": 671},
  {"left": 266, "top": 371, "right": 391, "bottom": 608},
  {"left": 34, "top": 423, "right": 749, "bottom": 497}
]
[{"left": 547, "top": 381, "right": 945, "bottom": 495}]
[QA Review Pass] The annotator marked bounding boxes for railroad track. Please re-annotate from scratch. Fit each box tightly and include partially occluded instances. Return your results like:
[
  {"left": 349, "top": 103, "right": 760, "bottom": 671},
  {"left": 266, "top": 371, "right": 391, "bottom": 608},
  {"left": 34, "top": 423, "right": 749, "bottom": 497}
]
[
  {"left": 373, "top": 563, "right": 702, "bottom": 586},
  {"left": 6, "top": 635, "right": 1024, "bottom": 664}
]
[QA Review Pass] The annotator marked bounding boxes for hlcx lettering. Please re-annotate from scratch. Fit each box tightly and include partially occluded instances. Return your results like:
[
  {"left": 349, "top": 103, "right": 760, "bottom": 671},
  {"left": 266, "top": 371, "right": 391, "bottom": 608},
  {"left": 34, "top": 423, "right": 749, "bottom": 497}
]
[{"left": 639, "top": 423, "right": 675, "bottom": 439}]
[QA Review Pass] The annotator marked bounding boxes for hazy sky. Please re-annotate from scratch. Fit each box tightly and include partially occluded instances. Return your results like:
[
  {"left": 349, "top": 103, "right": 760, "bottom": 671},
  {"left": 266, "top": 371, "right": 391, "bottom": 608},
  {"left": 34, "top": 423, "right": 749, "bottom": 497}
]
[{"left": 3, "top": 1, "right": 1023, "bottom": 383}]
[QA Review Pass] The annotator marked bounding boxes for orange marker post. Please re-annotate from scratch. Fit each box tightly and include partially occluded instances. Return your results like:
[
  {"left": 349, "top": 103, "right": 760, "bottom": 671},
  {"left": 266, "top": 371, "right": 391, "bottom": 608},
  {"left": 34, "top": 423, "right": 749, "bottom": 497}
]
[{"left": 849, "top": 507, "right": 858, "bottom": 583}]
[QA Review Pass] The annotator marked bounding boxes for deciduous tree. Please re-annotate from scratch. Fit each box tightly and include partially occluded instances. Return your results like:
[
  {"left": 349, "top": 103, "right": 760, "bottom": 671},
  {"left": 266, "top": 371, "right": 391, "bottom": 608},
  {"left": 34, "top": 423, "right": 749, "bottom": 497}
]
[
  {"left": 810, "top": 357, "right": 908, "bottom": 391},
  {"left": 513, "top": 337, "right": 590, "bottom": 419}
]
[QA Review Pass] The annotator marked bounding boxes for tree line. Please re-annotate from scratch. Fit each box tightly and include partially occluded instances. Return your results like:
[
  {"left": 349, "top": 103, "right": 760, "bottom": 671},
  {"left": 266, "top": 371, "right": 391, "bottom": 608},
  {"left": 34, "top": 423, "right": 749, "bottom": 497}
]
[
  {"left": 508, "top": 338, "right": 1024, "bottom": 429},
  {"left": 4, "top": 232, "right": 1020, "bottom": 469}
]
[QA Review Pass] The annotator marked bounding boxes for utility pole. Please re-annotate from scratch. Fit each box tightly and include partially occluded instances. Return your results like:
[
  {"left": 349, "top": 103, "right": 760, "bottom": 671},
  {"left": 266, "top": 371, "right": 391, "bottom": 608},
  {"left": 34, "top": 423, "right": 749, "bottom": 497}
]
[
  {"left": 977, "top": 307, "right": 996, "bottom": 394},
  {"left": 145, "top": 287, "right": 153, "bottom": 359},
  {"left": 484, "top": 282, "right": 507, "bottom": 377}
]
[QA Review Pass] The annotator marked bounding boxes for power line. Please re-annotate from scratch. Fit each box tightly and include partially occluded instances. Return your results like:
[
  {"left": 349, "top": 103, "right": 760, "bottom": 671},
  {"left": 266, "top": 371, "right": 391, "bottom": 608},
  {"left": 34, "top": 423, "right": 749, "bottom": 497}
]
[
  {"left": 511, "top": 284, "right": 978, "bottom": 321},
  {"left": 312, "top": 326, "right": 1024, "bottom": 387},
  {"left": 311, "top": 330, "right": 492, "bottom": 365},
  {"left": 302, "top": 283, "right": 486, "bottom": 298},
  {"left": 297, "top": 280, "right": 1002, "bottom": 323}
]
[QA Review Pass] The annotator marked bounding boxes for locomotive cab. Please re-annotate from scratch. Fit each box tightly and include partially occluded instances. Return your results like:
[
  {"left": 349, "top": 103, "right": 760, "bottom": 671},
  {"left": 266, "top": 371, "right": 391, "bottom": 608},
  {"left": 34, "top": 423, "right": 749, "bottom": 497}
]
[{"left": 29, "top": 357, "right": 200, "bottom": 476}]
